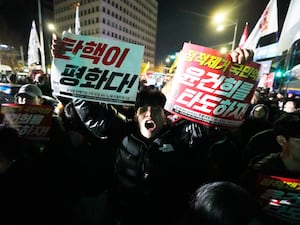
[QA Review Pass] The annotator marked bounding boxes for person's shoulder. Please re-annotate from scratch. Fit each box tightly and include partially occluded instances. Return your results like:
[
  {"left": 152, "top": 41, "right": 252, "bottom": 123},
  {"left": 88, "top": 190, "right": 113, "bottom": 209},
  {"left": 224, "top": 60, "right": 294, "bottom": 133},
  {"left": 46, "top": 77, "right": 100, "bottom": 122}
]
[
  {"left": 250, "top": 152, "right": 281, "bottom": 171},
  {"left": 239, "top": 153, "right": 281, "bottom": 187},
  {"left": 119, "top": 133, "right": 146, "bottom": 155},
  {"left": 248, "top": 128, "right": 276, "bottom": 145}
]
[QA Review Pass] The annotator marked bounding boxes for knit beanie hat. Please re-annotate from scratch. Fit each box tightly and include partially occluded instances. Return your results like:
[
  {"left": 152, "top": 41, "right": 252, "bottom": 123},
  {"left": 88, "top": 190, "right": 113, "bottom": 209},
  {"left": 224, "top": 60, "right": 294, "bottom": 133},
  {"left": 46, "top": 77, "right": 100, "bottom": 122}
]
[{"left": 135, "top": 88, "right": 166, "bottom": 110}]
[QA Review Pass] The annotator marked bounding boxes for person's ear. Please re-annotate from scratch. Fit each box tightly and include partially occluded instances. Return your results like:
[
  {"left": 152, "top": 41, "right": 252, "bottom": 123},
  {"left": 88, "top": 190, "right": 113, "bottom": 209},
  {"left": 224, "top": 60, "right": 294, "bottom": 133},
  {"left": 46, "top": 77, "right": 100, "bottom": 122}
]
[
  {"left": 276, "top": 135, "right": 287, "bottom": 146},
  {"left": 39, "top": 97, "right": 44, "bottom": 105}
]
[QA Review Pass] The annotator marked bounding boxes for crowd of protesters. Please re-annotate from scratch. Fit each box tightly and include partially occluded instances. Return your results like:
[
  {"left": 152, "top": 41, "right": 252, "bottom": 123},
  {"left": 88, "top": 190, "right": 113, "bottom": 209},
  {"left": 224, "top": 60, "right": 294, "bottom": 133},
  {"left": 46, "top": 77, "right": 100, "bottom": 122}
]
[{"left": 1, "top": 43, "right": 300, "bottom": 225}]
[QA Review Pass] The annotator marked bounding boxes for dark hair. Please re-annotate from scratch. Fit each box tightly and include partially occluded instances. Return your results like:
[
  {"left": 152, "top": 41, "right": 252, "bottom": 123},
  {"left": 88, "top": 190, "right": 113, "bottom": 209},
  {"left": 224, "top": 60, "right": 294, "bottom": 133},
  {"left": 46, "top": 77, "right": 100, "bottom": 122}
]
[
  {"left": 135, "top": 88, "right": 166, "bottom": 110},
  {"left": 7, "top": 72, "right": 17, "bottom": 83},
  {"left": 273, "top": 111, "right": 300, "bottom": 138},
  {"left": 182, "top": 181, "right": 265, "bottom": 225}
]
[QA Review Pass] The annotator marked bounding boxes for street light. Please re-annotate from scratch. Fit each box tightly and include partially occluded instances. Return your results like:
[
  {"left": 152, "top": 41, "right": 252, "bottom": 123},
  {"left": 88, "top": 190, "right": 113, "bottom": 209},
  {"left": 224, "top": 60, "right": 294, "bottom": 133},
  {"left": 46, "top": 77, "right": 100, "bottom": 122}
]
[
  {"left": 213, "top": 13, "right": 238, "bottom": 51},
  {"left": 47, "top": 23, "right": 56, "bottom": 64},
  {"left": 48, "top": 23, "right": 56, "bottom": 32},
  {"left": 220, "top": 47, "right": 229, "bottom": 54}
]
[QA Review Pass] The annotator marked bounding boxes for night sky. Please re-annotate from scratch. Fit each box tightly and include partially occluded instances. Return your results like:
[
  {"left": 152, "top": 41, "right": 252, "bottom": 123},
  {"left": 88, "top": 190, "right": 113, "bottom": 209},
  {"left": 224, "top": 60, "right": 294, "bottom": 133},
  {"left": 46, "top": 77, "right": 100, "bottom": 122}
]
[
  {"left": 0, "top": 1, "right": 41, "bottom": 47},
  {"left": 0, "top": 0, "right": 291, "bottom": 65},
  {"left": 155, "top": 0, "right": 290, "bottom": 64}
]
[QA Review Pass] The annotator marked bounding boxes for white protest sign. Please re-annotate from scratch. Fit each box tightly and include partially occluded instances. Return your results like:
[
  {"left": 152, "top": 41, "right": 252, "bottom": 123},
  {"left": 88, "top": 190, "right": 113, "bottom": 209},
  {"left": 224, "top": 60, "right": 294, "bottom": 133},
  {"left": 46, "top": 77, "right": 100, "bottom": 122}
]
[{"left": 51, "top": 32, "right": 144, "bottom": 105}]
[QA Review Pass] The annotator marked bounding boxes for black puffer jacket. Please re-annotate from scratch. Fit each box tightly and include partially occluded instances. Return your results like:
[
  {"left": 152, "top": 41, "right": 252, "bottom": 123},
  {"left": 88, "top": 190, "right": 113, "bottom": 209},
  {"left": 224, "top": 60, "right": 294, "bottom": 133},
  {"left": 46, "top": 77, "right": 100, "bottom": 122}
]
[
  {"left": 115, "top": 125, "right": 192, "bottom": 193},
  {"left": 112, "top": 120, "right": 216, "bottom": 225},
  {"left": 63, "top": 100, "right": 222, "bottom": 224}
]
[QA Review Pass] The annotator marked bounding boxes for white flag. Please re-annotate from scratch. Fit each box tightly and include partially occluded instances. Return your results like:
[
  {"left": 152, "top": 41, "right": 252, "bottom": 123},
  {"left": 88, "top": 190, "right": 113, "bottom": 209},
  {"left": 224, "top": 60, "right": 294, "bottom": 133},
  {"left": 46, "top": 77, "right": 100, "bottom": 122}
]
[
  {"left": 243, "top": 0, "right": 278, "bottom": 49},
  {"left": 277, "top": 0, "right": 300, "bottom": 53},
  {"left": 27, "top": 20, "right": 41, "bottom": 66},
  {"left": 75, "top": 4, "right": 81, "bottom": 35},
  {"left": 238, "top": 22, "right": 249, "bottom": 48}
]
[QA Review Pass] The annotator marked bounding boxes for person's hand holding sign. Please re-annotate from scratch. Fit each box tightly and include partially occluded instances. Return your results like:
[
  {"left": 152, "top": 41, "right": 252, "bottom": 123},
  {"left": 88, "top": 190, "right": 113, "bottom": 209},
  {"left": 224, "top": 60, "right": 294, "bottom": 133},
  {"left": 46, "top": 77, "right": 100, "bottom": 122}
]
[{"left": 229, "top": 47, "right": 254, "bottom": 64}]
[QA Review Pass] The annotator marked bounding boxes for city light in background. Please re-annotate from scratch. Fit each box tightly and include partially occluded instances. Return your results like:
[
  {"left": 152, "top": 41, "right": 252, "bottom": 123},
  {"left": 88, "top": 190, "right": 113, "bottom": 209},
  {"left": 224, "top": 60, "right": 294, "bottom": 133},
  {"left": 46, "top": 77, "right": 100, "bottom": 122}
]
[
  {"left": 0, "top": 0, "right": 292, "bottom": 70},
  {"left": 213, "top": 11, "right": 238, "bottom": 51},
  {"left": 47, "top": 23, "right": 56, "bottom": 32}
]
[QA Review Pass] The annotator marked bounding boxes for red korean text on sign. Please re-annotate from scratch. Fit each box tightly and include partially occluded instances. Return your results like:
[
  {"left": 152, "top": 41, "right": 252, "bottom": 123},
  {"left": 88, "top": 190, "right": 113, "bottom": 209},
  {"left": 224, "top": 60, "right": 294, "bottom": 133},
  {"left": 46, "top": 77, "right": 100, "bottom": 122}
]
[
  {"left": 165, "top": 43, "right": 260, "bottom": 128},
  {"left": 55, "top": 37, "right": 129, "bottom": 67}
]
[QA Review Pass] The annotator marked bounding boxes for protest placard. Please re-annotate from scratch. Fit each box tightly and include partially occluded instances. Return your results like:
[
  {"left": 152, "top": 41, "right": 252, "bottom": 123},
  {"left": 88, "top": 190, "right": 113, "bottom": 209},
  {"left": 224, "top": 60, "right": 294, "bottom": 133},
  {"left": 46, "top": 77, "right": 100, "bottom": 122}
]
[
  {"left": 51, "top": 32, "right": 144, "bottom": 106},
  {"left": 256, "top": 174, "right": 300, "bottom": 224},
  {"left": 165, "top": 42, "right": 261, "bottom": 128},
  {"left": 1, "top": 103, "right": 54, "bottom": 141}
]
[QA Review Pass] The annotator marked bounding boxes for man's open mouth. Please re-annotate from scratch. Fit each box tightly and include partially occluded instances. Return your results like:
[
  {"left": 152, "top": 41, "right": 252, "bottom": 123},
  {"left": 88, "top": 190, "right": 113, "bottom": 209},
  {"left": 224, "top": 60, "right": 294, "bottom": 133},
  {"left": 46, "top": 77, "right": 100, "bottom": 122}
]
[{"left": 145, "top": 120, "right": 156, "bottom": 130}]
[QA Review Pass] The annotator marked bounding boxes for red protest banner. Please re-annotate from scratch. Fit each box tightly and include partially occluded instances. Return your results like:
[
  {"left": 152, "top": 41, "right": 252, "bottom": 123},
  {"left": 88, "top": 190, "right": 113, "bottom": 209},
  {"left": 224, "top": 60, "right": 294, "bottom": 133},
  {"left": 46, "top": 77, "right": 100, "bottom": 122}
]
[
  {"left": 0, "top": 103, "right": 54, "bottom": 141},
  {"left": 256, "top": 174, "right": 300, "bottom": 224},
  {"left": 165, "top": 42, "right": 261, "bottom": 128}
]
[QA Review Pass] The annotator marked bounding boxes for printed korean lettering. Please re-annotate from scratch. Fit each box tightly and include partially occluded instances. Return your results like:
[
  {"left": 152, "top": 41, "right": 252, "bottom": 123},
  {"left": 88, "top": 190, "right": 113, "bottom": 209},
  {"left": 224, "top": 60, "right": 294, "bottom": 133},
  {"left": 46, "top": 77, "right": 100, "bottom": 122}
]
[
  {"left": 193, "top": 52, "right": 210, "bottom": 65},
  {"left": 248, "top": 67, "right": 260, "bottom": 80},
  {"left": 231, "top": 82, "right": 254, "bottom": 101},
  {"left": 214, "top": 59, "right": 231, "bottom": 72},
  {"left": 183, "top": 50, "right": 198, "bottom": 61},
  {"left": 226, "top": 102, "right": 248, "bottom": 119},
  {"left": 2, "top": 113, "right": 19, "bottom": 124},
  {"left": 113, "top": 73, "right": 138, "bottom": 93},
  {"left": 55, "top": 37, "right": 130, "bottom": 67},
  {"left": 202, "top": 55, "right": 223, "bottom": 69},
  {"left": 79, "top": 68, "right": 109, "bottom": 89},
  {"left": 176, "top": 88, "right": 200, "bottom": 105},
  {"left": 17, "top": 113, "right": 33, "bottom": 124},
  {"left": 27, "top": 114, "right": 44, "bottom": 125},
  {"left": 164, "top": 42, "right": 261, "bottom": 128},
  {"left": 284, "top": 192, "right": 300, "bottom": 205},
  {"left": 54, "top": 37, "right": 78, "bottom": 60},
  {"left": 195, "top": 94, "right": 221, "bottom": 113},
  {"left": 230, "top": 63, "right": 245, "bottom": 77},
  {"left": 60, "top": 64, "right": 139, "bottom": 94},
  {"left": 214, "top": 78, "right": 243, "bottom": 98},
  {"left": 80, "top": 43, "right": 129, "bottom": 67},
  {"left": 6, "top": 113, "right": 44, "bottom": 125},
  {"left": 80, "top": 41, "right": 108, "bottom": 64},
  {"left": 230, "top": 63, "right": 259, "bottom": 81},
  {"left": 213, "top": 99, "right": 237, "bottom": 117},
  {"left": 200, "top": 54, "right": 231, "bottom": 72},
  {"left": 101, "top": 46, "right": 129, "bottom": 68},
  {"left": 196, "top": 72, "right": 225, "bottom": 93},
  {"left": 60, "top": 64, "right": 87, "bottom": 86},
  {"left": 184, "top": 51, "right": 231, "bottom": 72},
  {"left": 238, "top": 65, "right": 260, "bottom": 80},
  {"left": 17, "top": 124, "right": 50, "bottom": 137},
  {"left": 213, "top": 100, "right": 247, "bottom": 119},
  {"left": 100, "top": 72, "right": 138, "bottom": 93},
  {"left": 180, "top": 66, "right": 204, "bottom": 87},
  {"left": 238, "top": 65, "right": 253, "bottom": 78},
  {"left": 176, "top": 90, "right": 222, "bottom": 114},
  {"left": 260, "top": 189, "right": 300, "bottom": 223}
]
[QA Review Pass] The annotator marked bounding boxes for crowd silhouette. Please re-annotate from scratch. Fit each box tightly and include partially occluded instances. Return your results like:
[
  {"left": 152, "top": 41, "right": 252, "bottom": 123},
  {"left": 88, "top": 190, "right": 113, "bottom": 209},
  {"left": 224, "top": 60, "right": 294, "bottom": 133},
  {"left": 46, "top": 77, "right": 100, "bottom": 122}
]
[{"left": 0, "top": 44, "right": 300, "bottom": 225}]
